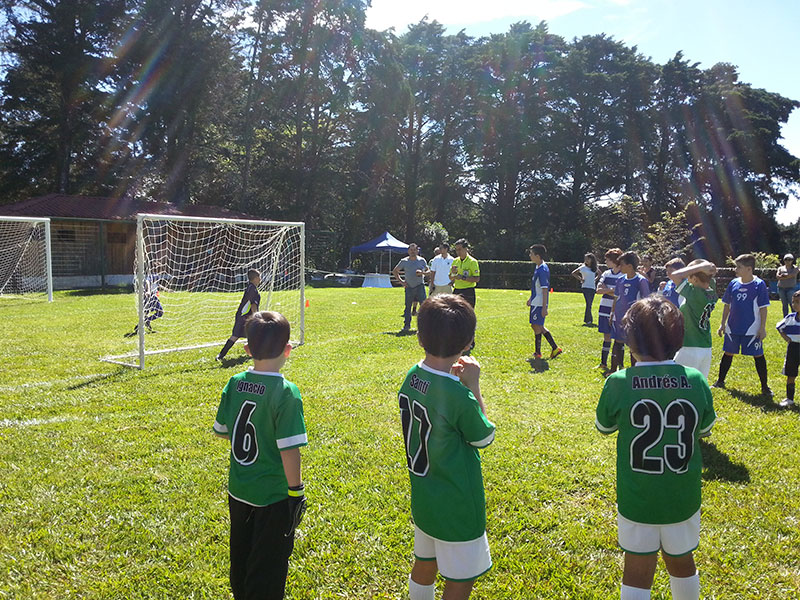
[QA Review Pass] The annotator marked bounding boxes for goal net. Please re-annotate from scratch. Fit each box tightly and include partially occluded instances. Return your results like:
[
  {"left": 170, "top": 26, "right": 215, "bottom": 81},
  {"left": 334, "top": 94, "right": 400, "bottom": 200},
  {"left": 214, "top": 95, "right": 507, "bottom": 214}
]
[
  {"left": 103, "top": 214, "right": 305, "bottom": 368},
  {"left": 0, "top": 216, "right": 53, "bottom": 301}
]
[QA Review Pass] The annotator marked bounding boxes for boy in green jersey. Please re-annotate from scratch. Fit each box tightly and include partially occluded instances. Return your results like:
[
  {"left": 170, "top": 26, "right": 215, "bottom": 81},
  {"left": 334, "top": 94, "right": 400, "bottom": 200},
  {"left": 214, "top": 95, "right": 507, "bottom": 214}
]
[
  {"left": 667, "top": 259, "right": 718, "bottom": 379},
  {"left": 213, "top": 311, "right": 307, "bottom": 600},
  {"left": 596, "top": 295, "right": 716, "bottom": 600},
  {"left": 398, "top": 294, "right": 495, "bottom": 600}
]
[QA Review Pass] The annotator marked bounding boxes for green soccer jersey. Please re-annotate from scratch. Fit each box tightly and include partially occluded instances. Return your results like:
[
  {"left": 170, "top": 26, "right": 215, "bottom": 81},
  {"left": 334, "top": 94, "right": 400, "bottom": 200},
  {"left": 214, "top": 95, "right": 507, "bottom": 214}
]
[
  {"left": 452, "top": 255, "right": 480, "bottom": 290},
  {"left": 677, "top": 279, "right": 718, "bottom": 348},
  {"left": 398, "top": 361, "right": 496, "bottom": 542},
  {"left": 213, "top": 369, "right": 307, "bottom": 507},
  {"left": 595, "top": 361, "right": 716, "bottom": 525}
]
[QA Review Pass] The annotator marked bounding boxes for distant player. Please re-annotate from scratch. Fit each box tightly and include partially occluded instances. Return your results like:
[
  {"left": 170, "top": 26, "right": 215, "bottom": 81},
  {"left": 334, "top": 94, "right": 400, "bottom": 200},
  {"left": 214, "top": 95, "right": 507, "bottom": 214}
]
[
  {"left": 125, "top": 274, "right": 163, "bottom": 336},
  {"left": 572, "top": 252, "right": 598, "bottom": 325},
  {"left": 713, "top": 254, "right": 771, "bottom": 396},
  {"left": 638, "top": 254, "right": 657, "bottom": 294},
  {"left": 609, "top": 251, "right": 650, "bottom": 373},
  {"left": 596, "top": 295, "right": 716, "bottom": 600},
  {"left": 527, "top": 244, "right": 563, "bottom": 359},
  {"left": 658, "top": 258, "right": 686, "bottom": 307},
  {"left": 775, "top": 289, "right": 800, "bottom": 408},
  {"left": 668, "top": 260, "right": 718, "bottom": 379},
  {"left": 596, "top": 248, "right": 624, "bottom": 370},
  {"left": 213, "top": 311, "right": 307, "bottom": 600},
  {"left": 217, "top": 268, "right": 261, "bottom": 361},
  {"left": 399, "top": 294, "right": 495, "bottom": 600}
]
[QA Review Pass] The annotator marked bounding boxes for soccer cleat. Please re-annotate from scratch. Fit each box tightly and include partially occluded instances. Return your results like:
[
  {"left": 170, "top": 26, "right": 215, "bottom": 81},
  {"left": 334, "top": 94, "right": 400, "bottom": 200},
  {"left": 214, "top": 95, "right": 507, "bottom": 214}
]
[
  {"left": 550, "top": 347, "right": 563, "bottom": 359},
  {"left": 215, "top": 355, "right": 223, "bottom": 362},
  {"left": 594, "top": 363, "right": 608, "bottom": 370},
  {"left": 761, "top": 386, "right": 773, "bottom": 397},
  {"left": 711, "top": 380, "right": 726, "bottom": 389},
  {"left": 779, "top": 398, "right": 795, "bottom": 408},
  {"left": 532, "top": 352, "right": 542, "bottom": 360}
]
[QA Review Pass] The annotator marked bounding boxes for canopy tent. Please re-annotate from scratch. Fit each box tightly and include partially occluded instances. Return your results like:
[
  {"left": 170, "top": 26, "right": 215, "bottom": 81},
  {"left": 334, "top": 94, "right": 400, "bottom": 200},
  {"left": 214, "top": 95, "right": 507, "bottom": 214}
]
[{"left": 349, "top": 231, "right": 409, "bottom": 274}]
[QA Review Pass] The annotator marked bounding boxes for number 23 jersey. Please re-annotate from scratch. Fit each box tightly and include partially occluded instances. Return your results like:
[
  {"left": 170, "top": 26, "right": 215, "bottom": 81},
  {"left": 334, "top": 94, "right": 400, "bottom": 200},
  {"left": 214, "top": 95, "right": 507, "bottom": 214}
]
[
  {"left": 595, "top": 361, "right": 716, "bottom": 525},
  {"left": 214, "top": 369, "right": 307, "bottom": 507},
  {"left": 398, "top": 361, "right": 495, "bottom": 541}
]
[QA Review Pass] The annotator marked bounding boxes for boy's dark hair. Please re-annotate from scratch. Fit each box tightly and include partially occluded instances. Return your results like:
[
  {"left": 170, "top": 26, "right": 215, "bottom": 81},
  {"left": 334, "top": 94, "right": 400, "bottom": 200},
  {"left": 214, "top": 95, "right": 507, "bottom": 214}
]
[
  {"left": 623, "top": 296, "right": 684, "bottom": 361},
  {"left": 735, "top": 254, "right": 756, "bottom": 270},
  {"left": 439, "top": 242, "right": 450, "bottom": 250},
  {"left": 665, "top": 257, "right": 685, "bottom": 270},
  {"left": 687, "top": 259, "right": 712, "bottom": 286},
  {"left": 454, "top": 238, "right": 469, "bottom": 249},
  {"left": 246, "top": 311, "right": 290, "bottom": 359},
  {"left": 417, "top": 294, "right": 476, "bottom": 358},
  {"left": 528, "top": 244, "right": 547, "bottom": 260},
  {"left": 619, "top": 251, "right": 640, "bottom": 269},
  {"left": 605, "top": 248, "right": 623, "bottom": 264},
  {"left": 247, "top": 268, "right": 261, "bottom": 282},
  {"left": 792, "top": 289, "right": 800, "bottom": 301}
]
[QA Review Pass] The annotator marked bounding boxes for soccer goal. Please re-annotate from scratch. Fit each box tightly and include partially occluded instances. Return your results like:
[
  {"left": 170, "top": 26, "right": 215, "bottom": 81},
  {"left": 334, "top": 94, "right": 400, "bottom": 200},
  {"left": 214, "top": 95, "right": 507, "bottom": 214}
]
[
  {"left": 103, "top": 214, "right": 305, "bottom": 369},
  {"left": 0, "top": 216, "right": 53, "bottom": 302}
]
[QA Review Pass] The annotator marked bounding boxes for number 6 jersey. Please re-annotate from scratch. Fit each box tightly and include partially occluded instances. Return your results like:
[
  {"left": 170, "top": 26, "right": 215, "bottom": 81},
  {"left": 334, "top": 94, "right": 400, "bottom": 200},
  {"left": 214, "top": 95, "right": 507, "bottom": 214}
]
[
  {"left": 595, "top": 361, "right": 716, "bottom": 525},
  {"left": 214, "top": 368, "right": 307, "bottom": 507},
  {"left": 399, "top": 361, "right": 496, "bottom": 541}
]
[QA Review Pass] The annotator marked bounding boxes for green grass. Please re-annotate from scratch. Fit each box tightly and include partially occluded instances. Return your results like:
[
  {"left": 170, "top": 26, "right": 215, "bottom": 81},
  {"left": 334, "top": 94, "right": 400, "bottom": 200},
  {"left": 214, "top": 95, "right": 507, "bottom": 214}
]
[{"left": 1, "top": 288, "right": 798, "bottom": 599}]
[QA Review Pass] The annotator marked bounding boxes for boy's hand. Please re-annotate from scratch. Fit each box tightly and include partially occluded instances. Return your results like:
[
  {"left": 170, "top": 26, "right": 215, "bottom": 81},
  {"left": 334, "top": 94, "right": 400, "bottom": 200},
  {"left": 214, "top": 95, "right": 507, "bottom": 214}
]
[
  {"left": 542, "top": 305, "right": 548, "bottom": 317},
  {"left": 704, "top": 263, "right": 717, "bottom": 276},
  {"left": 658, "top": 281, "right": 666, "bottom": 291},
  {"left": 758, "top": 327, "right": 767, "bottom": 341},
  {"left": 526, "top": 298, "right": 531, "bottom": 307},
  {"left": 717, "top": 325, "right": 724, "bottom": 337},
  {"left": 286, "top": 485, "right": 306, "bottom": 537},
  {"left": 451, "top": 355, "right": 480, "bottom": 389}
]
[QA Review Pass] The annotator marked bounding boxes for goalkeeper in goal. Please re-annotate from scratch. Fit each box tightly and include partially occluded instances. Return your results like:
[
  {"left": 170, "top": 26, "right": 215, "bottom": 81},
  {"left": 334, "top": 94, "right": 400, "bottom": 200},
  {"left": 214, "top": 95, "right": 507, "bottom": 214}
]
[
  {"left": 126, "top": 275, "right": 164, "bottom": 336},
  {"left": 217, "top": 269, "right": 261, "bottom": 361}
]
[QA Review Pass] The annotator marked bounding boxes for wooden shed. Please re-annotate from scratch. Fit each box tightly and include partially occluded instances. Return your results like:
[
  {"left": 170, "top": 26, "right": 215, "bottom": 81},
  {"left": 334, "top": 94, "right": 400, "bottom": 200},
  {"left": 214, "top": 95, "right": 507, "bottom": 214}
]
[{"left": 0, "top": 195, "right": 256, "bottom": 289}]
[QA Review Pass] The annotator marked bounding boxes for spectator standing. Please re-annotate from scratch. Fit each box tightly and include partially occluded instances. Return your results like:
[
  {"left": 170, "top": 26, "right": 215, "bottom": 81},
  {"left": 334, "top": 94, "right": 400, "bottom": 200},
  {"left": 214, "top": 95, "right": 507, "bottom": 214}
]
[
  {"left": 776, "top": 253, "right": 799, "bottom": 317},
  {"left": 429, "top": 243, "right": 455, "bottom": 296},
  {"left": 572, "top": 253, "right": 599, "bottom": 325}
]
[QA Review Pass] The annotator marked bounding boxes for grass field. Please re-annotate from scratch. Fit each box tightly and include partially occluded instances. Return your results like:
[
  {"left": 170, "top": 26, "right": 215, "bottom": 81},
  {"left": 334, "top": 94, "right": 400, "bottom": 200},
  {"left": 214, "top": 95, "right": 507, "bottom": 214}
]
[{"left": 1, "top": 287, "right": 798, "bottom": 599}]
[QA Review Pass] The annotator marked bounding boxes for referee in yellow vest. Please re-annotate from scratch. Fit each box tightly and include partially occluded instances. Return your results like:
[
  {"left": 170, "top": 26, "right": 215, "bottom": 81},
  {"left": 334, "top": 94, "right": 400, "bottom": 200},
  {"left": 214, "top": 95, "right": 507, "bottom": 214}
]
[{"left": 450, "top": 238, "right": 480, "bottom": 353}]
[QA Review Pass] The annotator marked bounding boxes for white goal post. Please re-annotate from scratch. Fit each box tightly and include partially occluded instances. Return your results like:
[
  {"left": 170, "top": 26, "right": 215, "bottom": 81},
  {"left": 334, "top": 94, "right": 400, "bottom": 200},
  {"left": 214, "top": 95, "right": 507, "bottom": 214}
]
[
  {"left": 0, "top": 216, "right": 53, "bottom": 302},
  {"left": 103, "top": 213, "right": 305, "bottom": 369}
]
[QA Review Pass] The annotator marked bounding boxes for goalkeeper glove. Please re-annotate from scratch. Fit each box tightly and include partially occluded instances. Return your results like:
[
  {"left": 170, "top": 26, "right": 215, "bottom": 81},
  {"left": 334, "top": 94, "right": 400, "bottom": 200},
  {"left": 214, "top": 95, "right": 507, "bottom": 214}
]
[{"left": 286, "top": 484, "right": 306, "bottom": 537}]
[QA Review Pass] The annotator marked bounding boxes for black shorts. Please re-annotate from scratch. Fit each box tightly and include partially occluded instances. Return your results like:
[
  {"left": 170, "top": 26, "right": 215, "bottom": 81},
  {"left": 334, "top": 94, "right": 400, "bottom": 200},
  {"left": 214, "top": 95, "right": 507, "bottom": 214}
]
[
  {"left": 229, "top": 495, "right": 294, "bottom": 600},
  {"left": 453, "top": 286, "right": 476, "bottom": 308},
  {"left": 232, "top": 316, "right": 248, "bottom": 338},
  {"left": 783, "top": 342, "right": 800, "bottom": 378}
]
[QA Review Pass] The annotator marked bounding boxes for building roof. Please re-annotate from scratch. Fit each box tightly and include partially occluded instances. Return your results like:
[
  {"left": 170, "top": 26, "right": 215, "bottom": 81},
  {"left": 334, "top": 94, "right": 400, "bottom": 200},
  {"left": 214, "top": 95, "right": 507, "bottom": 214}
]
[{"left": 0, "top": 194, "right": 257, "bottom": 221}]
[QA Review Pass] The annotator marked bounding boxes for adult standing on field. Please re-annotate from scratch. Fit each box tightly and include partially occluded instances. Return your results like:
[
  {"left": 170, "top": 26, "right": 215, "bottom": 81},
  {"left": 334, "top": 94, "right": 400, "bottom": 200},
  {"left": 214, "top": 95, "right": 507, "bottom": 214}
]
[
  {"left": 393, "top": 243, "right": 429, "bottom": 333},
  {"left": 429, "top": 243, "right": 455, "bottom": 296},
  {"left": 450, "top": 239, "right": 480, "bottom": 308},
  {"left": 776, "top": 253, "right": 799, "bottom": 317}
]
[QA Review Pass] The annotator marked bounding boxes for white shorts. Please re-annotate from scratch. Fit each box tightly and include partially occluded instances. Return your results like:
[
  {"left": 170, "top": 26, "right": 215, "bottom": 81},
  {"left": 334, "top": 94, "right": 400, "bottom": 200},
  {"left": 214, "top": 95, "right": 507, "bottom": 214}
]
[
  {"left": 413, "top": 526, "right": 492, "bottom": 581},
  {"left": 618, "top": 510, "right": 701, "bottom": 556},
  {"left": 674, "top": 346, "right": 712, "bottom": 379},
  {"left": 430, "top": 284, "right": 453, "bottom": 296}
]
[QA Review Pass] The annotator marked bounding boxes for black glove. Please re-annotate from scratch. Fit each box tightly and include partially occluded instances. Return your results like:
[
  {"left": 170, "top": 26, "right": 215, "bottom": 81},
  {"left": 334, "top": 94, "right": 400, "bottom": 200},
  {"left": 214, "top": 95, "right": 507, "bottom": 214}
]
[{"left": 286, "top": 484, "right": 306, "bottom": 537}]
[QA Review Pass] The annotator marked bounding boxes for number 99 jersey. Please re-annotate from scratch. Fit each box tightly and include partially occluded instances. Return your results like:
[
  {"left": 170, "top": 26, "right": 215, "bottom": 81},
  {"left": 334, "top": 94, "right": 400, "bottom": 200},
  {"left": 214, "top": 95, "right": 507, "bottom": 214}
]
[
  {"left": 595, "top": 361, "right": 716, "bottom": 525},
  {"left": 398, "top": 361, "right": 495, "bottom": 542}
]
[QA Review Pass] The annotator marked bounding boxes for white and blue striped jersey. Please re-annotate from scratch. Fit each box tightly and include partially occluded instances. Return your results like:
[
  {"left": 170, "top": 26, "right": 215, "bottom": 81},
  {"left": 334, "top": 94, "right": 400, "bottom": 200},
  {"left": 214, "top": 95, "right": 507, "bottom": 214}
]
[
  {"left": 776, "top": 312, "right": 800, "bottom": 343},
  {"left": 529, "top": 263, "right": 551, "bottom": 308},
  {"left": 598, "top": 269, "right": 623, "bottom": 317},
  {"left": 721, "top": 277, "right": 770, "bottom": 336}
]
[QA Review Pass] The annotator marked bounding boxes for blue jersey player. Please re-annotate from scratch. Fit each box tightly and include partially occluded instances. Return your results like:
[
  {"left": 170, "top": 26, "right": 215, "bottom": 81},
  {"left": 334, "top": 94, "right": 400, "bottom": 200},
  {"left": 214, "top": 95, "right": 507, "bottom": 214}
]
[
  {"left": 776, "top": 290, "right": 800, "bottom": 408},
  {"left": 608, "top": 251, "right": 651, "bottom": 373},
  {"left": 658, "top": 258, "right": 685, "bottom": 307},
  {"left": 527, "top": 244, "right": 562, "bottom": 360},
  {"left": 596, "top": 248, "right": 624, "bottom": 370},
  {"left": 713, "top": 254, "right": 772, "bottom": 396}
]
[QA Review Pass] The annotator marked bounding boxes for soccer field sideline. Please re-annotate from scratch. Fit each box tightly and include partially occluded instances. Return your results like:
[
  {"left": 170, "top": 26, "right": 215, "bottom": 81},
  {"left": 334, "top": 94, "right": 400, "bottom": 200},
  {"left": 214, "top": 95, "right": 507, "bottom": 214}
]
[{"left": 1, "top": 287, "right": 798, "bottom": 598}]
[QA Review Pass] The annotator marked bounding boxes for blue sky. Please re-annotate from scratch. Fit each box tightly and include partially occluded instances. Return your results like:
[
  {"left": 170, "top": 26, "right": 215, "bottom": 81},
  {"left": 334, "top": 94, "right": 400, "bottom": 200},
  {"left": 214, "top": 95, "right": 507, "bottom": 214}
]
[{"left": 366, "top": 0, "right": 800, "bottom": 224}]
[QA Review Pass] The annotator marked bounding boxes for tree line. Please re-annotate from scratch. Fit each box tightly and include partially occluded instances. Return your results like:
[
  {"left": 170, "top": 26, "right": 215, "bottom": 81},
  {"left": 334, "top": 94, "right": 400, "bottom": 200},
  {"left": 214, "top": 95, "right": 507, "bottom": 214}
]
[{"left": 1, "top": 1, "right": 798, "bottom": 267}]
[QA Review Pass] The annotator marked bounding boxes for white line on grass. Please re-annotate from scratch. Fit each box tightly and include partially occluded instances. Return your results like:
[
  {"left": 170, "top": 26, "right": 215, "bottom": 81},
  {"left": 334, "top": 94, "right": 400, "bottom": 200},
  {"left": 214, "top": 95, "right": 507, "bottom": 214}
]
[
  {"left": 0, "top": 373, "right": 110, "bottom": 392},
  {"left": 0, "top": 415, "right": 82, "bottom": 428}
]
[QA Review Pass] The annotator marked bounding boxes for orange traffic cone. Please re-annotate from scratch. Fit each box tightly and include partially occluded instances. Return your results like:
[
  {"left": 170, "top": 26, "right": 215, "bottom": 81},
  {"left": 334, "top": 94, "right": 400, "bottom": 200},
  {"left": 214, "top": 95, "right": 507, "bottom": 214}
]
[{"left": 305, "top": 299, "right": 310, "bottom": 307}]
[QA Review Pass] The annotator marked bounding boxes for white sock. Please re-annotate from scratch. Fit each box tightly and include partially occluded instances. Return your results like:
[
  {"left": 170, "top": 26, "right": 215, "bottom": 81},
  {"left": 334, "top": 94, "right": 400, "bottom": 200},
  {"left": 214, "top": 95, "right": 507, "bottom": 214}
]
[
  {"left": 670, "top": 572, "right": 700, "bottom": 600},
  {"left": 620, "top": 583, "right": 651, "bottom": 600},
  {"left": 409, "top": 575, "right": 435, "bottom": 600}
]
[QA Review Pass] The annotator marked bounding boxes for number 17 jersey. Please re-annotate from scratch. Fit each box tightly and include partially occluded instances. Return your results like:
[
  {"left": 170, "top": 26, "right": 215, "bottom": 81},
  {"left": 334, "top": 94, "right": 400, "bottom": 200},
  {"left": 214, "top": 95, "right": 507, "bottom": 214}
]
[
  {"left": 398, "top": 361, "right": 495, "bottom": 542},
  {"left": 595, "top": 361, "right": 715, "bottom": 525}
]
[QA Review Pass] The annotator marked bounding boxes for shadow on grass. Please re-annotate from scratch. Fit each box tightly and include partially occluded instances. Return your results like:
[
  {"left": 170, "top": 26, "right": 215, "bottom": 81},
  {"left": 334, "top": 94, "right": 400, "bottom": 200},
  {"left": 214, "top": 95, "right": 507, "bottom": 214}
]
[
  {"left": 727, "top": 388, "right": 781, "bottom": 413},
  {"left": 526, "top": 357, "right": 550, "bottom": 373},
  {"left": 62, "top": 287, "right": 132, "bottom": 297},
  {"left": 67, "top": 368, "right": 130, "bottom": 390},
  {"left": 218, "top": 355, "right": 251, "bottom": 368},
  {"left": 384, "top": 329, "right": 416, "bottom": 337},
  {"left": 701, "top": 439, "right": 750, "bottom": 483}
]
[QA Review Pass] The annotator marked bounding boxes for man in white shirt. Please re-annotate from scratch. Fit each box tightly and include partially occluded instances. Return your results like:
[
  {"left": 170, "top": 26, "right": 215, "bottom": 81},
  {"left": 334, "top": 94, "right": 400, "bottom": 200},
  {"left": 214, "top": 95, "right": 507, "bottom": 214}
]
[{"left": 429, "top": 243, "right": 455, "bottom": 296}]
